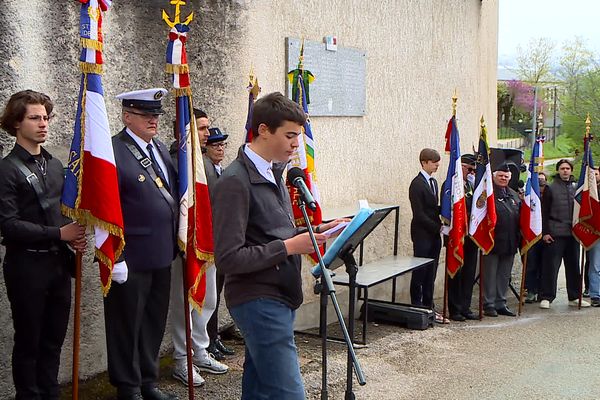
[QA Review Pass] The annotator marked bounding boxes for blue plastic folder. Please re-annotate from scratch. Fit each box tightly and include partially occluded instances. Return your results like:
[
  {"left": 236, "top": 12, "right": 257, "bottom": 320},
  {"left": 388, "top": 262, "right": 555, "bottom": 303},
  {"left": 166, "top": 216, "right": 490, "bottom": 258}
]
[{"left": 311, "top": 206, "right": 375, "bottom": 277}]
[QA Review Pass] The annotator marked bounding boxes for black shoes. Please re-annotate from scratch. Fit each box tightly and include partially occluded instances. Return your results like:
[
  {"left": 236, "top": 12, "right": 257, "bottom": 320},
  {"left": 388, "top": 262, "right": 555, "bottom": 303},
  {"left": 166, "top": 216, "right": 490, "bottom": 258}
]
[
  {"left": 462, "top": 311, "right": 479, "bottom": 320},
  {"left": 591, "top": 298, "right": 600, "bottom": 307},
  {"left": 483, "top": 308, "right": 498, "bottom": 317},
  {"left": 215, "top": 338, "right": 235, "bottom": 356},
  {"left": 450, "top": 313, "right": 466, "bottom": 321},
  {"left": 141, "top": 387, "right": 179, "bottom": 400},
  {"left": 207, "top": 338, "right": 235, "bottom": 360},
  {"left": 206, "top": 341, "right": 225, "bottom": 361},
  {"left": 496, "top": 307, "right": 516, "bottom": 317}
]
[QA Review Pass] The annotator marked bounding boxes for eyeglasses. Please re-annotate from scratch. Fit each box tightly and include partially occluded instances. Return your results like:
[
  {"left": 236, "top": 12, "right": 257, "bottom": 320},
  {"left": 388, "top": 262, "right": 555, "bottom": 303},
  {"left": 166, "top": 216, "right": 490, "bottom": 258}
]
[
  {"left": 26, "top": 114, "right": 54, "bottom": 122},
  {"left": 207, "top": 142, "right": 228, "bottom": 148},
  {"left": 127, "top": 110, "right": 160, "bottom": 120},
  {"left": 462, "top": 164, "right": 475, "bottom": 173}
]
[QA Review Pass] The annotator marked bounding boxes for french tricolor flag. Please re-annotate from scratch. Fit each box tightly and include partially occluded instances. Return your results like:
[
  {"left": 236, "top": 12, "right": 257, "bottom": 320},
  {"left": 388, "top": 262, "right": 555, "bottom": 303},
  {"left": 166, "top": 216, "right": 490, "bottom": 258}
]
[
  {"left": 167, "top": 21, "right": 214, "bottom": 311},
  {"left": 441, "top": 115, "right": 467, "bottom": 278},
  {"left": 62, "top": 0, "right": 124, "bottom": 295},
  {"left": 520, "top": 135, "right": 544, "bottom": 253},
  {"left": 469, "top": 120, "right": 496, "bottom": 254},
  {"left": 572, "top": 126, "right": 600, "bottom": 249}
]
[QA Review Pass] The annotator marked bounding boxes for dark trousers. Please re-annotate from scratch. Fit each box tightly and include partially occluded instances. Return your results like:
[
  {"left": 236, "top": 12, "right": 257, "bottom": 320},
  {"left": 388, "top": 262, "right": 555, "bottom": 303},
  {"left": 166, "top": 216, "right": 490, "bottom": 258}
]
[
  {"left": 540, "top": 236, "right": 581, "bottom": 302},
  {"left": 584, "top": 252, "right": 590, "bottom": 291},
  {"left": 103, "top": 267, "right": 171, "bottom": 397},
  {"left": 448, "top": 238, "right": 478, "bottom": 315},
  {"left": 410, "top": 234, "right": 441, "bottom": 308},
  {"left": 525, "top": 240, "right": 544, "bottom": 294},
  {"left": 207, "top": 271, "right": 225, "bottom": 341},
  {"left": 3, "top": 250, "right": 71, "bottom": 400}
]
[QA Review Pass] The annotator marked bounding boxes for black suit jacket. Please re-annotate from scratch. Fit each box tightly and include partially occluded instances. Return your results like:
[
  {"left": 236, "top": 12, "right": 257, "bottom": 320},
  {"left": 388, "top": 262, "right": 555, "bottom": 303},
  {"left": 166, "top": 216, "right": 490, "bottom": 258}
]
[
  {"left": 112, "top": 128, "right": 178, "bottom": 271},
  {"left": 409, "top": 173, "right": 441, "bottom": 243}
]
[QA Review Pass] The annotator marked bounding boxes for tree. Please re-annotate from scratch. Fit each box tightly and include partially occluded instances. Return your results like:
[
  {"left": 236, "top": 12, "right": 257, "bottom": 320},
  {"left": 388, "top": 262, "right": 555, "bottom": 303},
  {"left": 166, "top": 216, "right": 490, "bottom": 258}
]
[
  {"left": 497, "top": 82, "right": 513, "bottom": 128},
  {"left": 515, "top": 37, "right": 556, "bottom": 84},
  {"left": 558, "top": 37, "right": 594, "bottom": 113}
]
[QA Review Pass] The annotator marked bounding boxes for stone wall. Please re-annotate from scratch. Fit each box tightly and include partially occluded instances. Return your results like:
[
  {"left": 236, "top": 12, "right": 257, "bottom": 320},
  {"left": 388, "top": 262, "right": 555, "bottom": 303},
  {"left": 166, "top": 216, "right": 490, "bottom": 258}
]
[{"left": 0, "top": 0, "right": 498, "bottom": 396}]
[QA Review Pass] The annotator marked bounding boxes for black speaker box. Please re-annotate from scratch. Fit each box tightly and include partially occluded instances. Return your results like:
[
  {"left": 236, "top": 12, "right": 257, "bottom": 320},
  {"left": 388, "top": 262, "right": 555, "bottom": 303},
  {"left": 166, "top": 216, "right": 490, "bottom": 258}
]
[{"left": 360, "top": 299, "right": 434, "bottom": 330}]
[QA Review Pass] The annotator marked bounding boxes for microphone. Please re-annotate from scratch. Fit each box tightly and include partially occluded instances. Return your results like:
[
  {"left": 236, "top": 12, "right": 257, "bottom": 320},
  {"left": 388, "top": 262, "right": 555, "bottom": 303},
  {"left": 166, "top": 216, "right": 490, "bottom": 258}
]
[
  {"left": 287, "top": 167, "right": 317, "bottom": 211},
  {"left": 518, "top": 180, "right": 525, "bottom": 195}
]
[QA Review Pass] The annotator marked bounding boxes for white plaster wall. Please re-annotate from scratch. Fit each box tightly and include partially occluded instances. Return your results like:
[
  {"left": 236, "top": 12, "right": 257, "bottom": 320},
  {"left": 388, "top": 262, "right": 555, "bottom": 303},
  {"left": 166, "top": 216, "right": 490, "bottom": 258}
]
[{"left": 230, "top": 0, "right": 499, "bottom": 328}]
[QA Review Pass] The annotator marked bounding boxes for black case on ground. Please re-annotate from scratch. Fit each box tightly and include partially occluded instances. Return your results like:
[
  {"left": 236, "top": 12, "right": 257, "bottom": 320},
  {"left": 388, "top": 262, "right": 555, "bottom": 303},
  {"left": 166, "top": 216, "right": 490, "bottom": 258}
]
[{"left": 360, "top": 299, "right": 434, "bottom": 330}]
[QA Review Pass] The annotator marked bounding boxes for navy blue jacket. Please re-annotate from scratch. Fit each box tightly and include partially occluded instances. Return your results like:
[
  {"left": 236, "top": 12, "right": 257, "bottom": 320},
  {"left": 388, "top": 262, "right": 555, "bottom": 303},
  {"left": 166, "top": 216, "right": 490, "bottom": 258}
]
[{"left": 112, "top": 129, "right": 178, "bottom": 271}]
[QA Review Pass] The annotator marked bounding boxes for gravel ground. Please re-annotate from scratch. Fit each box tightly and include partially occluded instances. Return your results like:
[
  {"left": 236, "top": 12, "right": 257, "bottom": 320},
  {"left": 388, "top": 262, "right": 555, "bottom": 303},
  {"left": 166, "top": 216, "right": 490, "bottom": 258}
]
[{"left": 63, "top": 278, "right": 600, "bottom": 400}]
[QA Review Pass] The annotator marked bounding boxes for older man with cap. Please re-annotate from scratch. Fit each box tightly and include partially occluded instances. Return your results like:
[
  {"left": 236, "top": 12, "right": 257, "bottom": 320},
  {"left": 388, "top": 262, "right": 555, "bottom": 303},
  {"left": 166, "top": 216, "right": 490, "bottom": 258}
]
[
  {"left": 448, "top": 154, "right": 479, "bottom": 321},
  {"left": 105, "top": 88, "right": 179, "bottom": 400},
  {"left": 202, "top": 127, "right": 236, "bottom": 360},
  {"left": 482, "top": 163, "right": 520, "bottom": 317}
]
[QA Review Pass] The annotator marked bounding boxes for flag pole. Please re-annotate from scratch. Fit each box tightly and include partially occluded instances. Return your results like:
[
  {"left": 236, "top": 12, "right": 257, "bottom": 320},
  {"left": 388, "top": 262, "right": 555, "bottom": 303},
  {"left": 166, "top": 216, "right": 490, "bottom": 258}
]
[
  {"left": 443, "top": 90, "right": 459, "bottom": 321},
  {"left": 182, "top": 260, "right": 195, "bottom": 400},
  {"left": 72, "top": 252, "right": 83, "bottom": 400},
  {"left": 518, "top": 252, "right": 528, "bottom": 316},
  {"left": 578, "top": 245, "right": 585, "bottom": 310},
  {"left": 578, "top": 115, "right": 593, "bottom": 310},
  {"left": 478, "top": 251, "right": 484, "bottom": 320}
]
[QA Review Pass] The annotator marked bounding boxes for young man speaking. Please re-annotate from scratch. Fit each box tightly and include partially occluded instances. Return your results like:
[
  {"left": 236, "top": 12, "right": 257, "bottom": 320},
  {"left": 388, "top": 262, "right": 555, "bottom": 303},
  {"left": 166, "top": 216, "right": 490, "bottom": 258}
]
[{"left": 212, "top": 92, "right": 344, "bottom": 399}]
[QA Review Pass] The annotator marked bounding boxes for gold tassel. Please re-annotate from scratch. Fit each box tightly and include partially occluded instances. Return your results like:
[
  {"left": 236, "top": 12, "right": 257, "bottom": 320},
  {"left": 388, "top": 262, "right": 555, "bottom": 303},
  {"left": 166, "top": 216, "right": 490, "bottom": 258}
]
[{"left": 80, "top": 38, "right": 103, "bottom": 51}]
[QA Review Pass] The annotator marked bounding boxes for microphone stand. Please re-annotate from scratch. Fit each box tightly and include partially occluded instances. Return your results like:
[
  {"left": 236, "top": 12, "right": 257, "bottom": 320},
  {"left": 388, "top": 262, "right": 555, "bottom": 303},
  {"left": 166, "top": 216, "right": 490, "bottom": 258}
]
[{"left": 297, "top": 199, "right": 366, "bottom": 399}]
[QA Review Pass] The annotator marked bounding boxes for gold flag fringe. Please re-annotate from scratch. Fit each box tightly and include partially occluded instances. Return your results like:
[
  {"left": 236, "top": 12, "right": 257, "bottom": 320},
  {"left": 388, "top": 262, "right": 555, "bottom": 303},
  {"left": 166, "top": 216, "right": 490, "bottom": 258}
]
[
  {"left": 165, "top": 64, "right": 190, "bottom": 74},
  {"left": 172, "top": 87, "right": 192, "bottom": 97},
  {"left": 80, "top": 38, "right": 103, "bottom": 51},
  {"left": 79, "top": 62, "right": 103, "bottom": 75},
  {"left": 188, "top": 262, "right": 212, "bottom": 314},
  {"left": 61, "top": 206, "right": 126, "bottom": 297}
]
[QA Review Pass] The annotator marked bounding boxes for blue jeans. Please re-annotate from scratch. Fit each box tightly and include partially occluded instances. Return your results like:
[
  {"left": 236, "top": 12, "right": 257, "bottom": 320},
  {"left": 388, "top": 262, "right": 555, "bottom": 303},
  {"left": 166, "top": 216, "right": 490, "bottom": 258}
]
[
  {"left": 230, "top": 298, "right": 305, "bottom": 400},
  {"left": 588, "top": 244, "right": 600, "bottom": 299}
]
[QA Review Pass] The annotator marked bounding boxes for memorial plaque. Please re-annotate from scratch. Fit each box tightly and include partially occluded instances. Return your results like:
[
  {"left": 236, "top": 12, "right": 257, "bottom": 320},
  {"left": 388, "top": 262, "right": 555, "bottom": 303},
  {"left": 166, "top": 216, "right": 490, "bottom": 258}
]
[{"left": 286, "top": 37, "right": 366, "bottom": 117}]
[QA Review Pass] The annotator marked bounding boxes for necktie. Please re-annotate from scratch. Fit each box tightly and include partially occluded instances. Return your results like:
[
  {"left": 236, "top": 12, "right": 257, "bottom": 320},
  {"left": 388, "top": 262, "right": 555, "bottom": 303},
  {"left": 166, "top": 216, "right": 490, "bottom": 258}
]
[
  {"left": 429, "top": 177, "right": 437, "bottom": 198},
  {"left": 147, "top": 143, "right": 168, "bottom": 188}
]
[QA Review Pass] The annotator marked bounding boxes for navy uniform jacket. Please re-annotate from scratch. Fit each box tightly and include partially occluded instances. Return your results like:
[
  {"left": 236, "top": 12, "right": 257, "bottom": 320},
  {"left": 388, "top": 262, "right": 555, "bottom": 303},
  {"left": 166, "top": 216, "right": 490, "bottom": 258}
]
[{"left": 112, "top": 128, "right": 178, "bottom": 271}]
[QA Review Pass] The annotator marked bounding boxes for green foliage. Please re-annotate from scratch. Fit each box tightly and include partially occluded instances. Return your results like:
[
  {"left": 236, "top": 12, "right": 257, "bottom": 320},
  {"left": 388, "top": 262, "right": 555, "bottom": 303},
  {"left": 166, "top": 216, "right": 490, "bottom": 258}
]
[
  {"left": 522, "top": 134, "right": 578, "bottom": 162},
  {"left": 515, "top": 37, "right": 556, "bottom": 83}
]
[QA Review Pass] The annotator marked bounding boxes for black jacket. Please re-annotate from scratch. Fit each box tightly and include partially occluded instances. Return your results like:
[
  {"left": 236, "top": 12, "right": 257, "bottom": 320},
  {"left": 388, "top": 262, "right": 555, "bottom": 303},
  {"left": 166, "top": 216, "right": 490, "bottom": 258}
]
[
  {"left": 112, "top": 129, "right": 178, "bottom": 271},
  {"left": 0, "top": 144, "right": 70, "bottom": 250},
  {"left": 542, "top": 176, "right": 576, "bottom": 237},
  {"left": 409, "top": 173, "right": 441, "bottom": 242},
  {"left": 212, "top": 146, "right": 303, "bottom": 309},
  {"left": 491, "top": 185, "right": 521, "bottom": 255}
]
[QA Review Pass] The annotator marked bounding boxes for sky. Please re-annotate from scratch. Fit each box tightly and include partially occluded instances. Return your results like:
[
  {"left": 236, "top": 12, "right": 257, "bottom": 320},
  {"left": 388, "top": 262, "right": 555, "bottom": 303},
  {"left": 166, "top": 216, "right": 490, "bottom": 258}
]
[{"left": 498, "top": 0, "right": 600, "bottom": 67}]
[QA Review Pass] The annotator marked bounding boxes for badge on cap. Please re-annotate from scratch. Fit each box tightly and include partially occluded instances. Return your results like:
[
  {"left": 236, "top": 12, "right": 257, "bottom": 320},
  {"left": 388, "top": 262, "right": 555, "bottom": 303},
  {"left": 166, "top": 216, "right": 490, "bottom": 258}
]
[
  {"left": 138, "top": 174, "right": 146, "bottom": 182},
  {"left": 154, "top": 90, "right": 164, "bottom": 100}
]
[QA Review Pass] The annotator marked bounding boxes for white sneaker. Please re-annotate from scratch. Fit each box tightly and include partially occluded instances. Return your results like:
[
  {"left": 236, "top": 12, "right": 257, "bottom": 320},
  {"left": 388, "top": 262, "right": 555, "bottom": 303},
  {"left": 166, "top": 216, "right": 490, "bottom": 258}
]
[
  {"left": 539, "top": 300, "right": 550, "bottom": 309},
  {"left": 569, "top": 299, "right": 591, "bottom": 308},
  {"left": 172, "top": 361, "right": 205, "bottom": 386},
  {"left": 193, "top": 353, "right": 229, "bottom": 375}
]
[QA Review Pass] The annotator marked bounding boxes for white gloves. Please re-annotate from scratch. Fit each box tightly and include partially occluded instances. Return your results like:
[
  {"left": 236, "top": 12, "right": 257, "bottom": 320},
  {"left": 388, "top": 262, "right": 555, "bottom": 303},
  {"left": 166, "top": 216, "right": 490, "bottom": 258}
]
[{"left": 112, "top": 261, "right": 128, "bottom": 284}]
